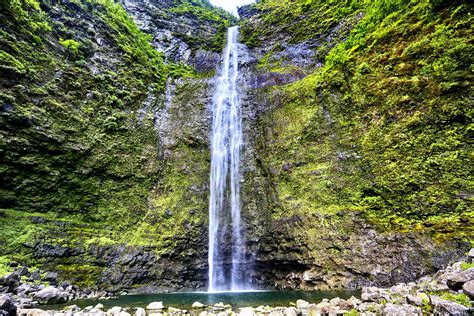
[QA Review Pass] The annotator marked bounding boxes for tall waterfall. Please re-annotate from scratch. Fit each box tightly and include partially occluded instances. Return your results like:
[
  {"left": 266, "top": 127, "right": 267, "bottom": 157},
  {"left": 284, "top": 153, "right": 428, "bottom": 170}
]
[{"left": 208, "top": 26, "right": 249, "bottom": 292}]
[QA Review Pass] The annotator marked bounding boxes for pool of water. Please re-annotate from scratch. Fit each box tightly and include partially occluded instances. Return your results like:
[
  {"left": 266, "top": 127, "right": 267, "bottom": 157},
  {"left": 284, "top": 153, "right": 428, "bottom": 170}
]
[{"left": 46, "top": 290, "right": 360, "bottom": 310}]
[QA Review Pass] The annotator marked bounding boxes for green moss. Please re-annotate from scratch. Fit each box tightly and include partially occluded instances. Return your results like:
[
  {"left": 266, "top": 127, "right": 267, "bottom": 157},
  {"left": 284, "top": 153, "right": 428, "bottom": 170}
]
[
  {"left": 438, "top": 292, "right": 471, "bottom": 307},
  {"left": 0, "top": 256, "right": 14, "bottom": 276},
  {"left": 461, "top": 262, "right": 474, "bottom": 271},
  {"left": 59, "top": 38, "right": 79, "bottom": 55},
  {"left": 248, "top": 0, "right": 472, "bottom": 240}
]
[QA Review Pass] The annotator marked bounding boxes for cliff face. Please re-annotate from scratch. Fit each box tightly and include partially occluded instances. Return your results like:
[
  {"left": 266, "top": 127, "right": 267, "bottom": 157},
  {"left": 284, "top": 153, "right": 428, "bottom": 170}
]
[
  {"left": 0, "top": 0, "right": 472, "bottom": 293},
  {"left": 236, "top": 0, "right": 472, "bottom": 290},
  {"left": 0, "top": 0, "right": 233, "bottom": 291}
]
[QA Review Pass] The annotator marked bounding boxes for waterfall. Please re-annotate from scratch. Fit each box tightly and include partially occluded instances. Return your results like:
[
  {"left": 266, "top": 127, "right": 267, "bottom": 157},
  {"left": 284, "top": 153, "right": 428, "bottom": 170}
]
[{"left": 208, "top": 26, "right": 249, "bottom": 292}]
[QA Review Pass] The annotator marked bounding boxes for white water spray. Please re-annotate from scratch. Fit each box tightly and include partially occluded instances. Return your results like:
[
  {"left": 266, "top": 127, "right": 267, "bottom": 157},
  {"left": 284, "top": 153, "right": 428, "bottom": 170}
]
[{"left": 208, "top": 26, "right": 249, "bottom": 292}]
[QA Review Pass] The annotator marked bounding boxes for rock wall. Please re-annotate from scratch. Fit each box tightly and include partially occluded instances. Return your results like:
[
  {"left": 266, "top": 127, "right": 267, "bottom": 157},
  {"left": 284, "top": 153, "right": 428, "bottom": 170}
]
[{"left": 235, "top": 0, "right": 472, "bottom": 290}]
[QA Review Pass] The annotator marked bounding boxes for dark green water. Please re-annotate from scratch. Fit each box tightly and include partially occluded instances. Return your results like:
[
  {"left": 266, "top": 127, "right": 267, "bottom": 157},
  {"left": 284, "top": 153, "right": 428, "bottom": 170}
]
[{"left": 47, "top": 290, "right": 360, "bottom": 310}]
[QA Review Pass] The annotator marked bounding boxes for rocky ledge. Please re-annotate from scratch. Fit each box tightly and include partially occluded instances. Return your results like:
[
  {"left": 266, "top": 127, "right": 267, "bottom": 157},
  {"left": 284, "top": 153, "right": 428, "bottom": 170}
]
[{"left": 2, "top": 250, "right": 473, "bottom": 316}]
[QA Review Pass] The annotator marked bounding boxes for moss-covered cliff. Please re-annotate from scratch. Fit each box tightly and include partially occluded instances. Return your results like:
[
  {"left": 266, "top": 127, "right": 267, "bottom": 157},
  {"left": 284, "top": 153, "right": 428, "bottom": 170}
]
[
  {"left": 0, "top": 0, "right": 232, "bottom": 291},
  {"left": 237, "top": 0, "right": 472, "bottom": 289}
]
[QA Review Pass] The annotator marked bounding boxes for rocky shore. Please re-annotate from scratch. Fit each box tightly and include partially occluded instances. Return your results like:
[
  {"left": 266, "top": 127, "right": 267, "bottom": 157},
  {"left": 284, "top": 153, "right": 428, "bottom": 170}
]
[
  {"left": 1, "top": 251, "right": 473, "bottom": 316},
  {"left": 0, "top": 266, "right": 110, "bottom": 314}
]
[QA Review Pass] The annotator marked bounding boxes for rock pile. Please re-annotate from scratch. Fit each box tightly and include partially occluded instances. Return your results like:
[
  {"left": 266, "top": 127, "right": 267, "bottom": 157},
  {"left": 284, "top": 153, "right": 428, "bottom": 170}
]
[{"left": 0, "top": 266, "right": 109, "bottom": 311}]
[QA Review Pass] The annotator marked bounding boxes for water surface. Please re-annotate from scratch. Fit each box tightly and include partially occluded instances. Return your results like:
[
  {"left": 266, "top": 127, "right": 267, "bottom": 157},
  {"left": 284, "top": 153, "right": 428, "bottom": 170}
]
[{"left": 47, "top": 290, "right": 360, "bottom": 310}]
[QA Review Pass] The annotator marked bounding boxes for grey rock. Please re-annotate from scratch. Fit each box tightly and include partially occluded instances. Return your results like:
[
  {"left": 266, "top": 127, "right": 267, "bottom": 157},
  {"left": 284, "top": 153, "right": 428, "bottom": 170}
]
[
  {"left": 283, "top": 307, "right": 297, "bottom": 316},
  {"left": 295, "top": 299, "right": 309, "bottom": 310},
  {"left": 361, "top": 286, "right": 391, "bottom": 303},
  {"left": 33, "top": 286, "right": 68, "bottom": 304},
  {"left": 107, "top": 306, "right": 122, "bottom": 315},
  {"left": 447, "top": 268, "right": 474, "bottom": 290},
  {"left": 462, "top": 279, "right": 474, "bottom": 299},
  {"left": 146, "top": 302, "right": 164, "bottom": 310},
  {"left": 64, "top": 305, "right": 80, "bottom": 312},
  {"left": 382, "top": 303, "right": 422, "bottom": 315},
  {"left": 432, "top": 295, "right": 469, "bottom": 315},
  {"left": 15, "top": 283, "right": 33, "bottom": 295},
  {"left": 468, "top": 249, "right": 474, "bottom": 263},
  {"left": 0, "top": 273, "right": 20, "bottom": 292},
  {"left": 191, "top": 302, "right": 205, "bottom": 309},
  {"left": 135, "top": 308, "right": 146, "bottom": 316},
  {"left": 0, "top": 294, "right": 16, "bottom": 316},
  {"left": 239, "top": 307, "right": 254, "bottom": 316}
]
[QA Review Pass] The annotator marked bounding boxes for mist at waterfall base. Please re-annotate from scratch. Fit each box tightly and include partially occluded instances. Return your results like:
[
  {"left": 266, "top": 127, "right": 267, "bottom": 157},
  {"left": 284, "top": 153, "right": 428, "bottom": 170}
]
[{"left": 208, "top": 26, "right": 252, "bottom": 293}]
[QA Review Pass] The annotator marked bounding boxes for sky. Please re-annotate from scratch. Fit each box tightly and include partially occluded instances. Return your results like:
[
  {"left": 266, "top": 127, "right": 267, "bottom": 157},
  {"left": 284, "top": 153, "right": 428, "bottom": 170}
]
[{"left": 209, "top": 0, "right": 256, "bottom": 15}]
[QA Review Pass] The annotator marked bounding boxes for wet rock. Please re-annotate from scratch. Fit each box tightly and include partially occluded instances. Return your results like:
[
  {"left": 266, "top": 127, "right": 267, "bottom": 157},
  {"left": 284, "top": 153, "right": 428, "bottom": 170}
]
[
  {"left": 295, "top": 299, "right": 309, "bottom": 310},
  {"left": 447, "top": 268, "right": 474, "bottom": 290},
  {"left": 0, "top": 294, "right": 17, "bottom": 316},
  {"left": 33, "top": 286, "right": 68, "bottom": 304},
  {"left": 431, "top": 296, "right": 470, "bottom": 315},
  {"left": 462, "top": 280, "right": 474, "bottom": 299}
]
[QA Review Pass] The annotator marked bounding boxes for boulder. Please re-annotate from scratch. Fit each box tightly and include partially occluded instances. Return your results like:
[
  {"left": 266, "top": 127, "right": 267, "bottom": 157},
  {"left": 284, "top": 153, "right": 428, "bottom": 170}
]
[
  {"left": 119, "top": 312, "right": 131, "bottom": 316},
  {"left": 0, "top": 294, "right": 17, "bottom": 316},
  {"left": 15, "top": 284, "right": 33, "bottom": 295},
  {"left": 283, "top": 307, "right": 297, "bottom": 316},
  {"left": 0, "top": 273, "right": 20, "bottom": 292},
  {"left": 296, "top": 299, "right": 309, "bottom": 310},
  {"left": 16, "top": 308, "right": 49, "bottom": 316},
  {"left": 447, "top": 268, "right": 474, "bottom": 290},
  {"left": 135, "top": 308, "right": 146, "bottom": 316},
  {"left": 107, "top": 306, "right": 122, "bottom": 315},
  {"left": 346, "top": 296, "right": 361, "bottom": 308},
  {"left": 29, "top": 271, "right": 41, "bottom": 281},
  {"left": 43, "top": 272, "right": 58, "bottom": 285},
  {"left": 33, "top": 287, "right": 68, "bottom": 304},
  {"left": 361, "top": 286, "right": 390, "bottom": 303},
  {"left": 462, "top": 280, "right": 474, "bottom": 299},
  {"left": 64, "top": 305, "right": 80, "bottom": 312},
  {"left": 406, "top": 293, "right": 426, "bottom": 306},
  {"left": 432, "top": 296, "right": 470, "bottom": 315},
  {"left": 192, "top": 302, "right": 205, "bottom": 309},
  {"left": 146, "top": 302, "right": 164, "bottom": 310}
]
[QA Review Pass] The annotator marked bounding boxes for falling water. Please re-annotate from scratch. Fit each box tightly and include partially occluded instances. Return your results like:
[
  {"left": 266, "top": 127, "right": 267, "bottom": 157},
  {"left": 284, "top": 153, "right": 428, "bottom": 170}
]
[{"left": 208, "top": 26, "right": 249, "bottom": 292}]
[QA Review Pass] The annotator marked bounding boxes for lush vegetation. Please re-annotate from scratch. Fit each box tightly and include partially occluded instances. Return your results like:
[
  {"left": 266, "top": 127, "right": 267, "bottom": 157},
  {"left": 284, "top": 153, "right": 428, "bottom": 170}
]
[
  {"left": 0, "top": 0, "right": 229, "bottom": 286},
  {"left": 242, "top": 0, "right": 473, "bottom": 240}
]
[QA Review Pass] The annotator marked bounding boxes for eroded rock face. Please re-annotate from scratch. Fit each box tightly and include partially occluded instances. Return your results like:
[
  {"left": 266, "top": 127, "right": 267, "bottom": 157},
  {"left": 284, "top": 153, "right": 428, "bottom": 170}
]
[{"left": 120, "top": 0, "right": 230, "bottom": 72}]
